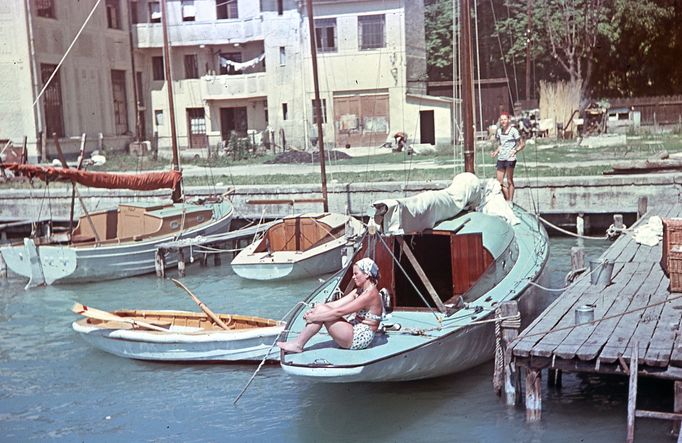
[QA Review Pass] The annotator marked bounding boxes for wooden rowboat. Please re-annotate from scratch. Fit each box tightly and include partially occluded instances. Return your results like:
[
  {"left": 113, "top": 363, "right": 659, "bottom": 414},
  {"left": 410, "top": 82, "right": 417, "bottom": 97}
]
[{"left": 72, "top": 308, "right": 284, "bottom": 362}]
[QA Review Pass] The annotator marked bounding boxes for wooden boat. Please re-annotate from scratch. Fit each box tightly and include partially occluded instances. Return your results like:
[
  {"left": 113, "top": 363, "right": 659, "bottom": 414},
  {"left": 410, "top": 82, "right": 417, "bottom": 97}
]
[
  {"left": 279, "top": 174, "right": 549, "bottom": 381},
  {"left": 0, "top": 193, "right": 233, "bottom": 286},
  {"left": 72, "top": 308, "right": 284, "bottom": 362},
  {"left": 279, "top": 0, "right": 548, "bottom": 382},
  {"left": 231, "top": 212, "right": 365, "bottom": 281}
]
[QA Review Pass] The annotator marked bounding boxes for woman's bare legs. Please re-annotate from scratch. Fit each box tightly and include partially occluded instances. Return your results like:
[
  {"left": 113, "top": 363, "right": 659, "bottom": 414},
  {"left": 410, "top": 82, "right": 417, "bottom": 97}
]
[{"left": 277, "top": 305, "right": 355, "bottom": 353}]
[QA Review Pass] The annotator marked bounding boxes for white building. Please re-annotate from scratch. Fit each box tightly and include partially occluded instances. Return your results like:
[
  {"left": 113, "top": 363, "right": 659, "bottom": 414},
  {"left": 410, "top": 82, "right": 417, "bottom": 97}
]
[{"left": 0, "top": 0, "right": 452, "bottom": 161}]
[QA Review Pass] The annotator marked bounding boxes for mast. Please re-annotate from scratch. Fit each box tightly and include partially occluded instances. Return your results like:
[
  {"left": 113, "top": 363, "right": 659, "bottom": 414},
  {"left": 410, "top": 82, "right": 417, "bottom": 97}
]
[
  {"left": 305, "top": 0, "right": 329, "bottom": 212},
  {"left": 161, "top": 0, "right": 182, "bottom": 202},
  {"left": 460, "top": 0, "right": 475, "bottom": 173}
]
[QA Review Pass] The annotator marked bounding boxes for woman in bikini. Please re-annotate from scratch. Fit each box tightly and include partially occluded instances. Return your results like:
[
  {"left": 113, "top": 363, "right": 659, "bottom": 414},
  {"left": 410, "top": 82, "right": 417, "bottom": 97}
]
[{"left": 277, "top": 258, "right": 383, "bottom": 353}]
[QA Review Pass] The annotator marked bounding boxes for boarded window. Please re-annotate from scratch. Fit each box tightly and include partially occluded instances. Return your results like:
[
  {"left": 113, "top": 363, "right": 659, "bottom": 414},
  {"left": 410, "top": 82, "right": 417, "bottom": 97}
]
[
  {"left": 315, "top": 18, "right": 336, "bottom": 52},
  {"left": 216, "top": 0, "right": 238, "bottom": 19},
  {"left": 358, "top": 15, "right": 385, "bottom": 50},
  {"left": 111, "top": 70, "right": 129, "bottom": 135},
  {"left": 105, "top": 0, "right": 121, "bottom": 29},
  {"left": 152, "top": 56, "right": 164, "bottom": 81},
  {"left": 40, "top": 64, "right": 64, "bottom": 137},
  {"left": 35, "top": 0, "right": 55, "bottom": 18},
  {"left": 334, "top": 94, "right": 389, "bottom": 147},
  {"left": 184, "top": 54, "right": 198, "bottom": 79}
]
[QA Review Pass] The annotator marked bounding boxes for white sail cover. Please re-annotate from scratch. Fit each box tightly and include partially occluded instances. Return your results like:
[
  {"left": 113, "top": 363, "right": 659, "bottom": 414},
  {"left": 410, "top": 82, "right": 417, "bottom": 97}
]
[{"left": 374, "top": 172, "right": 482, "bottom": 234}]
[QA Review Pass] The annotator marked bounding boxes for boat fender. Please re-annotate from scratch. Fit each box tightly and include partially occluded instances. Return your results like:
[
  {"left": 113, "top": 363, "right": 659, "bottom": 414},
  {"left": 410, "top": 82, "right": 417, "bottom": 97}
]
[{"left": 380, "top": 288, "right": 393, "bottom": 314}]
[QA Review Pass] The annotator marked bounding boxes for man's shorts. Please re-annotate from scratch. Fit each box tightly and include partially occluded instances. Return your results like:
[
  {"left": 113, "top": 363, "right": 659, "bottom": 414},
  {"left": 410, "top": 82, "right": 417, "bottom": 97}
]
[{"left": 496, "top": 160, "right": 517, "bottom": 170}]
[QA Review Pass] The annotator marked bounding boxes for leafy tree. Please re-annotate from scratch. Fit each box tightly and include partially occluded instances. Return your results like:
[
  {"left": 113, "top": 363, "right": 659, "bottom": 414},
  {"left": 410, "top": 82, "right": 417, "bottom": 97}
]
[
  {"left": 495, "top": 0, "right": 672, "bottom": 99},
  {"left": 425, "top": 0, "right": 454, "bottom": 81}
]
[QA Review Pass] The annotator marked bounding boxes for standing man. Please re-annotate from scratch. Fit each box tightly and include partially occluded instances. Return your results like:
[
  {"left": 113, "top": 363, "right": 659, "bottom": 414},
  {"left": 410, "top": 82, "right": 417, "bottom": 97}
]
[{"left": 490, "top": 112, "right": 525, "bottom": 202}]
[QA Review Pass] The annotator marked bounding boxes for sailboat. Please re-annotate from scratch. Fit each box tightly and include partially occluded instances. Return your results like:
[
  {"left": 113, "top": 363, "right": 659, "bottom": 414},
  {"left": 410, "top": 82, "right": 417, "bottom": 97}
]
[
  {"left": 278, "top": 0, "right": 550, "bottom": 382},
  {"left": 0, "top": 0, "right": 233, "bottom": 287}
]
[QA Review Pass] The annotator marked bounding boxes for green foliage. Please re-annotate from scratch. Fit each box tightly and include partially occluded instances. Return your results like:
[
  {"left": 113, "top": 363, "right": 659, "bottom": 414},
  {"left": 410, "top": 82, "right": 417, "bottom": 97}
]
[{"left": 425, "top": 0, "right": 454, "bottom": 80}]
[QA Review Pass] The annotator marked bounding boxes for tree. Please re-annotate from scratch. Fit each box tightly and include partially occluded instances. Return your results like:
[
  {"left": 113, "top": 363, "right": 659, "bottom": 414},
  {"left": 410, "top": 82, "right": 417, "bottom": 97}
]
[
  {"left": 496, "top": 0, "right": 672, "bottom": 100},
  {"left": 425, "top": 0, "right": 454, "bottom": 81}
]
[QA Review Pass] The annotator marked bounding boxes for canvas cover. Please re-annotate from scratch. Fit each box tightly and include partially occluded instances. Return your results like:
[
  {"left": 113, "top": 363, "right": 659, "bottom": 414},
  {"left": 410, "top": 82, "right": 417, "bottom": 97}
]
[{"left": 374, "top": 172, "right": 482, "bottom": 234}]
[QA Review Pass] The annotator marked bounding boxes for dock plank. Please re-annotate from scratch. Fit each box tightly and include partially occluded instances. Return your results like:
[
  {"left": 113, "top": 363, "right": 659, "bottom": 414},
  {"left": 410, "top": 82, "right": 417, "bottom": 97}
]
[
  {"left": 576, "top": 263, "right": 652, "bottom": 361},
  {"left": 643, "top": 285, "right": 682, "bottom": 366},
  {"left": 554, "top": 262, "right": 641, "bottom": 360},
  {"left": 626, "top": 269, "right": 670, "bottom": 366},
  {"left": 598, "top": 262, "right": 663, "bottom": 363}
]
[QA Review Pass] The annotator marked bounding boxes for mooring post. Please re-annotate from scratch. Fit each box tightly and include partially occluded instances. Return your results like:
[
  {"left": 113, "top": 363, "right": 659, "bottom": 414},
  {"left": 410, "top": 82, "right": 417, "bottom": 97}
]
[
  {"left": 626, "top": 342, "right": 639, "bottom": 443},
  {"left": 614, "top": 214, "right": 624, "bottom": 230},
  {"left": 673, "top": 381, "right": 682, "bottom": 437},
  {"left": 571, "top": 246, "right": 585, "bottom": 272},
  {"left": 177, "top": 248, "right": 186, "bottom": 277},
  {"left": 576, "top": 213, "right": 585, "bottom": 236},
  {"left": 200, "top": 251, "right": 208, "bottom": 267},
  {"left": 155, "top": 249, "right": 165, "bottom": 278},
  {"left": 496, "top": 301, "right": 521, "bottom": 406},
  {"left": 637, "top": 196, "right": 648, "bottom": 220},
  {"left": 525, "top": 368, "right": 542, "bottom": 422}
]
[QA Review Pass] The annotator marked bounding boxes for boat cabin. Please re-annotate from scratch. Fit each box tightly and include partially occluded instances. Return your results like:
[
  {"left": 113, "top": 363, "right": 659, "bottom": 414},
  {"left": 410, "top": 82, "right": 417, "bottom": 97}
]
[{"left": 253, "top": 213, "right": 347, "bottom": 254}]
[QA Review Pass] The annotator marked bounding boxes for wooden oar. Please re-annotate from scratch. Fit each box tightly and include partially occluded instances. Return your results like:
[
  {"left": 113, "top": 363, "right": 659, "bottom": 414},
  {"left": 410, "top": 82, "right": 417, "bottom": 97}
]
[
  {"left": 71, "top": 303, "right": 171, "bottom": 333},
  {"left": 171, "top": 279, "right": 231, "bottom": 330}
]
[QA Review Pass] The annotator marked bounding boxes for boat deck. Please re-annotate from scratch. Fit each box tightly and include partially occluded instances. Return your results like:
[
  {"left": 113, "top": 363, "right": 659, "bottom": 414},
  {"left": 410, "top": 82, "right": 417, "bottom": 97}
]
[{"left": 512, "top": 201, "right": 682, "bottom": 375}]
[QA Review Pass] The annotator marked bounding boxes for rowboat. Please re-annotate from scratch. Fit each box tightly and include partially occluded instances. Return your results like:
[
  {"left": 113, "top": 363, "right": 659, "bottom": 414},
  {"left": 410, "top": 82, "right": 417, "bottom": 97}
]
[
  {"left": 72, "top": 308, "right": 284, "bottom": 362},
  {"left": 279, "top": 173, "right": 549, "bottom": 382},
  {"left": 231, "top": 212, "right": 365, "bottom": 281}
]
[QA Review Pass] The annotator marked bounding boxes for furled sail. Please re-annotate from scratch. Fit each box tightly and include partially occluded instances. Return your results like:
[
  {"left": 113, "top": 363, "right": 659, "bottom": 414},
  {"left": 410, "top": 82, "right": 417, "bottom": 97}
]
[{"left": 4, "top": 163, "right": 182, "bottom": 191}]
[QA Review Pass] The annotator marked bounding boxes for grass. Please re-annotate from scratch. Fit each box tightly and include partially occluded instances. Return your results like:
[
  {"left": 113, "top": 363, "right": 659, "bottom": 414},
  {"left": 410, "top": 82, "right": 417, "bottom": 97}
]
[{"left": 2, "top": 134, "right": 681, "bottom": 188}]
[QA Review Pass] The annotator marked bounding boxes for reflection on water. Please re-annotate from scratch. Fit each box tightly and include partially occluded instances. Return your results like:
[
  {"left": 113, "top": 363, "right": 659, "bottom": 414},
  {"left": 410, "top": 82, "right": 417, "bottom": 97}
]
[{"left": 0, "top": 237, "right": 673, "bottom": 442}]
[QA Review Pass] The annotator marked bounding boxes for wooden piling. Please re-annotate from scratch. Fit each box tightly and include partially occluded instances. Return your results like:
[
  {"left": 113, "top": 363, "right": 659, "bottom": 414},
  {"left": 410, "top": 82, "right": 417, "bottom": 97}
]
[
  {"left": 626, "top": 342, "right": 639, "bottom": 443},
  {"left": 637, "top": 196, "right": 648, "bottom": 219},
  {"left": 525, "top": 369, "right": 542, "bottom": 422},
  {"left": 614, "top": 214, "right": 624, "bottom": 230},
  {"left": 494, "top": 301, "right": 521, "bottom": 406},
  {"left": 0, "top": 252, "right": 6, "bottom": 279},
  {"left": 213, "top": 247, "right": 222, "bottom": 266},
  {"left": 576, "top": 213, "right": 585, "bottom": 236},
  {"left": 571, "top": 246, "right": 585, "bottom": 272},
  {"left": 155, "top": 249, "right": 166, "bottom": 278},
  {"left": 674, "top": 381, "right": 682, "bottom": 437},
  {"left": 200, "top": 252, "right": 208, "bottom": 267},
  {"left": 177, "top": 248, "right": 186, "bottom": 277}
]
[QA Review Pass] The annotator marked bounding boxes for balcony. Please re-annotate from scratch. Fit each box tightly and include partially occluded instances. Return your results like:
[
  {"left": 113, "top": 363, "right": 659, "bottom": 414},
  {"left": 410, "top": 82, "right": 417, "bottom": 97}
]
[
  {"left": 135, "top": 17, "right": 263, "bottom": 48},
  {"left": 200, "top": 72, "right": 268, "bottom": 100}
]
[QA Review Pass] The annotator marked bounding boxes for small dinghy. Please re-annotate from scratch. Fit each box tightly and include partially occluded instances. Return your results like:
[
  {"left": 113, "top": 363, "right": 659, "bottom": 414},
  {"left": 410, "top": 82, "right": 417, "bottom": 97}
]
[{"left": 71, "top": 280, "right": 284, "bottom": 362}]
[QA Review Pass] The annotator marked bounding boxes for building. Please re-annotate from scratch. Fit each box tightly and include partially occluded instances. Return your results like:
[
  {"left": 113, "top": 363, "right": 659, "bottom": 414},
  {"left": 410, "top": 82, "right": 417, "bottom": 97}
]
[{"left": 0, "top": 0, "right": 452, "bottom": 162}]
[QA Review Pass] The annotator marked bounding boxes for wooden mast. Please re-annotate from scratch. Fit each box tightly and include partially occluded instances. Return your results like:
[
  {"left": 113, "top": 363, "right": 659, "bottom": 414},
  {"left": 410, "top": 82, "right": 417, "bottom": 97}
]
[
  {"left": 161, "top": 0, "right": 182, "bottom": 203},
  {"left": 305, "top": 0, "right": 329, "bottom": 212},
  {"left": 460, "top": 0, "right": 475, "bottom": 174}
]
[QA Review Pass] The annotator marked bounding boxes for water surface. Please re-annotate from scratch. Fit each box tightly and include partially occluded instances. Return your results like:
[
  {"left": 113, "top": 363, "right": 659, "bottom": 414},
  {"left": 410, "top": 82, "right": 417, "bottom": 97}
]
[{"left": 0, "top": 238, "right": 672, "bottom": 442}]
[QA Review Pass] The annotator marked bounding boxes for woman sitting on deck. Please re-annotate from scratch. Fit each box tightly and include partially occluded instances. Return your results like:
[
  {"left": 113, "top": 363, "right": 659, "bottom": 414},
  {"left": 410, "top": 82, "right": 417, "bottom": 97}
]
[{"left": 277, "top": 258, "right": 383, "bottom": 353}]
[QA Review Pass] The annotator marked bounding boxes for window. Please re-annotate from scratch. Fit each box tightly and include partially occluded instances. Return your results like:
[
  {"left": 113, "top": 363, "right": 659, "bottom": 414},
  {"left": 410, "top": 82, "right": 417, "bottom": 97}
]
[
  {"left": 219, "top": 52, "right": 242, "bottom": 75},
  {"left": 41, "top": 64, "right": 64, "bottom": 137},
  {"left": 277, "top": 0, "right": 283, "bottom": 15},
  {"left": 315, "top": 19, "right": 337, "bottom": 53},
  {"left": 149, "top": 1, "right": 161, "bottom": 23},
  {"left": 105, "top": 0, "right": 121, "bottom": 29},
  {"left": 152, "top": 56, "right": 164, "bottom": 81},
  {"left": 279, "top": 47, "right": 286, "bottom": 66},
  {"left": 187, "top": 108, "right": 208, "bottom": 149},
  {"left": 130, "top": 1, "right": 139, "bottom": 24},
  {"left": 184, "top": 54, "right": 198, "bottom": 79},
  {"left": 135, "top": 72, "right": 144, "bottom": 107},
  {"left": 35, "top": 0, "right": 55, "bottom": 18},
  {"left": 182, "top": 0, "right": 195, "bottom": 21},
  {"left": 311, "top": 98, "right": 327, "bottom": 124},
  {"left": 111, "top": 70, "right": 129, "bottom": 135},
  {"left": 282, "top": 103, "right": 288, "bottom": 120},
  {"left": 155, "top": 110, "right": 164, "bottom": 126},
  {"left": 216, "top": 0, "right": 238, "bottom": 19},
  {"left": 358, "top": 15, "right": 385, "bottom": 50}
]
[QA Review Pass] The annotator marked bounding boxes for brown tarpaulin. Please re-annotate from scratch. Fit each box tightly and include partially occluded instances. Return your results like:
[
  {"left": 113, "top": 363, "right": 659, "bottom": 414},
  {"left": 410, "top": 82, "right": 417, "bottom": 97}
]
[{"left": 4, "top": 163, "right": 182, "bottom": 191}]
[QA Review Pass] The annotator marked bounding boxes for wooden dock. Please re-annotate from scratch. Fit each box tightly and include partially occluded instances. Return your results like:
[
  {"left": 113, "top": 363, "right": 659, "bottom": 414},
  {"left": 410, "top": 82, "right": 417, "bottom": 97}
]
[{"left": 509, "top": 202, "right": 682, "bottom": 439}]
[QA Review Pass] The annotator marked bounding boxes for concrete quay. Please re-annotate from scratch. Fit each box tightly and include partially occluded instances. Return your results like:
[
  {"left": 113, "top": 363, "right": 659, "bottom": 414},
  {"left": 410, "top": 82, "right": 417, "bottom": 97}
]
[{"left": 0, "top": 173, "right": 680, "bottom": 225}]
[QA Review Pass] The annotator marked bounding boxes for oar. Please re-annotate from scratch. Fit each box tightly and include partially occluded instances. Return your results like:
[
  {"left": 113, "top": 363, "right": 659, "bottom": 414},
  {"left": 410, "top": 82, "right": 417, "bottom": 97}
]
[
  {"left": 171, "top": 279, "right": 231, "bottom": 330},
  {"left": 71, "top": 303, "right": 171, "bottom": 333}
]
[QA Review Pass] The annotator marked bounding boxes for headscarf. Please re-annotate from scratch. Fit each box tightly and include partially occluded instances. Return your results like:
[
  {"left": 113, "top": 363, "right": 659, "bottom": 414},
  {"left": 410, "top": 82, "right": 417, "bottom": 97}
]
[{"left": 355, "top": 257, "right": 379, "bottom": 279}]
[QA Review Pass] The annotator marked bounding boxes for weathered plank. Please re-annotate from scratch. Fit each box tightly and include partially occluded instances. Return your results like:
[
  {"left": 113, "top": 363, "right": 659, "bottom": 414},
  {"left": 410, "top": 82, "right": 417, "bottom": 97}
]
[
  {"left": 576, "top": 263, "right": 651, "bottom": 361},
  {"left": 643, "top": 290, "right": 682, "bottom": 367},
  {"left": 553, "top": 262, "right": 640, "bottom": 360},
  {"left": 599, "top": 262, "right": 663, "bottom": 363},
  {"left": 626, "top": 269, "right": 670, "bottom": 366}
]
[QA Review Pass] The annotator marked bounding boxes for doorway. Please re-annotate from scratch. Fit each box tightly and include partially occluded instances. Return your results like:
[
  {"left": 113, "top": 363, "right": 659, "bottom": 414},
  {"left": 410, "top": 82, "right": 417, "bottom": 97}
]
[
  {"left": 419, "top": 110, "right": 435, "bottom": 145},
  {"left": 220, "top": 107, "right": 248, "bottom": 143}
]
